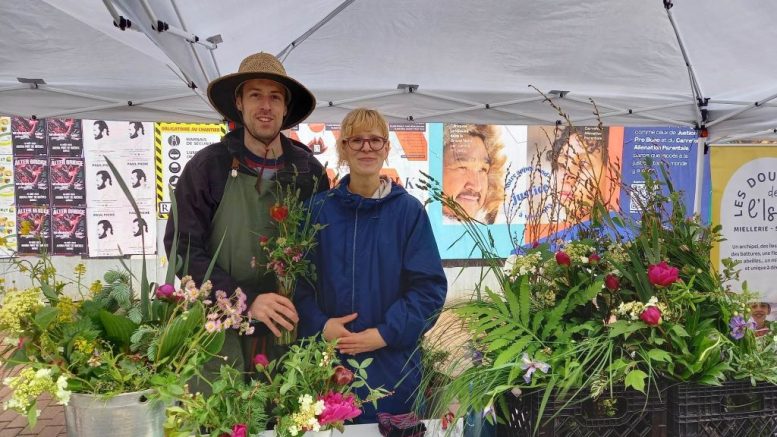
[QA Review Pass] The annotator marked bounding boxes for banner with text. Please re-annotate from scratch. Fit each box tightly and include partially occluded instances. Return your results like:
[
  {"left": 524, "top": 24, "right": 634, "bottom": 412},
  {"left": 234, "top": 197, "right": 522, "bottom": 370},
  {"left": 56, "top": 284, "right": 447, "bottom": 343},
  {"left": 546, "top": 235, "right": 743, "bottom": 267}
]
[{"left": 711, "top": 145, "right": 777, "bottom": 302}]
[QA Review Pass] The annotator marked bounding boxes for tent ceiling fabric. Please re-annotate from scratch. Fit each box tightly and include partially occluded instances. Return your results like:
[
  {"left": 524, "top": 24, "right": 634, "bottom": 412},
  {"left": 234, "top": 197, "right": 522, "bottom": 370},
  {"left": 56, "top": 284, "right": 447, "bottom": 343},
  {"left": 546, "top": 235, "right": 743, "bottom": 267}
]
[{"left": 0, "top": 0, "right": 774, "bottom": 141}]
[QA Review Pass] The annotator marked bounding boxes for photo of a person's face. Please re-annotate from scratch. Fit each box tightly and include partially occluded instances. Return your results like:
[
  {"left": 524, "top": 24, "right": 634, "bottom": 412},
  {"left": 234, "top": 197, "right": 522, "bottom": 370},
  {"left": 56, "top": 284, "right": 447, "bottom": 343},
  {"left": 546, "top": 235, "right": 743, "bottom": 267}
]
[
  {"left": 443, "top": 134, "right": 490, "bottom": 219},
  {"left": 133, "top": 218, "right": 147, "bottom": 237},
  {"left": 96, "top": 171, "right": 111, "bottom": 190},
  {"left": 751, "top": 302, "right": 771, "bottom": 328},
  {"left": 97, "top": 220, "right": 112, "bottom": 239},
  {"left": 130, "top": 169, "right": 145, "bottom": 188},
  {"left": 553, "top": 131, "right": 605, "bottom": 207},
  {"left": 525, "top": 126, "right": 612, "bottom": 224}
]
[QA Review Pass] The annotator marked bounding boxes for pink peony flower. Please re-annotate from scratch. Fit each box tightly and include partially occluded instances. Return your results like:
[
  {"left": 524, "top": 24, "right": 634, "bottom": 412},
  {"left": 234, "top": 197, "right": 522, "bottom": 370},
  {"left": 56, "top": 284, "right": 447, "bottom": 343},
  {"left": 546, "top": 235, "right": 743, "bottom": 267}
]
[
  {"left": 230, "top": 423, "right": 247, "bottom": 437},
  {"left": 156, "top": 283, "right": 176, "bottom": 300},
  {"left": 332, "top": 365, "right": 354, "bottom": 385},
  {"left": 588, "top": 253, "right": 601, "bottom": 264},
  {"left": 605, "top": 274, "right": 620, "bottom": 291},
  {"left": 555, "top": 251, "right": 571, "bottom": 266},
  {"left": 640, "top": 306, "right": 662, "bottom": 326},
  {"left": 253, "top": 354, "right": 269, "bottom": 368},
  {"left": 318, "top": 392, "right": 361, "bottom": 425},
  {"left": 647, "top": 261, "right": 679, "bottom": 288}
]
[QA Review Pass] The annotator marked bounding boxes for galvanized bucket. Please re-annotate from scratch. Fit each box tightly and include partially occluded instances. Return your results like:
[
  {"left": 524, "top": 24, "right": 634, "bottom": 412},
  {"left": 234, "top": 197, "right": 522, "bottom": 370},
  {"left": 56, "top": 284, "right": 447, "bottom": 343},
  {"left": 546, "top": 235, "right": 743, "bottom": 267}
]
[{"left": 64, "top": 389, "right": 164, "bottom": 437}]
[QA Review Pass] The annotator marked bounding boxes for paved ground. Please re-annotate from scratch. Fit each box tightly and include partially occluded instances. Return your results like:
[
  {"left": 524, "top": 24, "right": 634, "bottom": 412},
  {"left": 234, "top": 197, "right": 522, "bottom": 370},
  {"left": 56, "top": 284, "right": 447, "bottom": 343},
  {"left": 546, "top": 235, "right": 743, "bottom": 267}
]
[{"left": 0, "top": 366, "right": 66, "bottom": 437}]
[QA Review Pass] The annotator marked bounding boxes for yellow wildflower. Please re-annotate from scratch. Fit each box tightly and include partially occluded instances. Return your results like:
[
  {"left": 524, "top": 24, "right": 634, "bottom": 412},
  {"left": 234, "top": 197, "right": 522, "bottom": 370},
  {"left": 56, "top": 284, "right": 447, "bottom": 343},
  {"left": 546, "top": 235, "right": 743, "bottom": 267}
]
[
  {"left": 19, "top": 220, "right": 32, "bottom": 236},
  {"left": 89, "top": 280, "right": 103, "bottom": 295},
  {"left": 0, "top": 288, "right": 43, "bottom": 335},
  {"left": 74, "top": 263, "right": 86, "bottom": 276}
]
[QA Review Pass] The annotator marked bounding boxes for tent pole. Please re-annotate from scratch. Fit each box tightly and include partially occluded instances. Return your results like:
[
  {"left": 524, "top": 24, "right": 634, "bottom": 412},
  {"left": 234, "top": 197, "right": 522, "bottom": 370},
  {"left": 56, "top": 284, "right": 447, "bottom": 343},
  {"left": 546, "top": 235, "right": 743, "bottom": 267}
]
[
  {"left": 693, "top": 137, "right": 705, "bottom": 215},
  {"left": 0, "top": 85, "right": 27, "bottom": 93},
  {"left": 320, "top": 90, "right": 405, "bottom": 107},
  {"left": 574, "top": 101, "right": 693, "bottom": 123},
  {"left": 277, "top": 0, "right": 356, "bottom": 61},
  {"left": 665, "top": 5, "right": 705, "bottom": 124},
  {"left": 710, "top": 128, "right": 777, "bottom": 145},
  {"left": 706, "top": 92, "right": 777, "bottom": 128}
]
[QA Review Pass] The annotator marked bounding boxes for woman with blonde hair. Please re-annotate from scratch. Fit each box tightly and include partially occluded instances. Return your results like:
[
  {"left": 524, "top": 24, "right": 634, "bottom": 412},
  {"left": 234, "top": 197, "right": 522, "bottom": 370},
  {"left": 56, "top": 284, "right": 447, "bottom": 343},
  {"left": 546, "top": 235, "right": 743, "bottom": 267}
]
[
  {"left": 442, "top": 124, "right": 507, "bottom": 224},
  {"left": 295, "top": 108, "right": 447, "bottom": 422}
]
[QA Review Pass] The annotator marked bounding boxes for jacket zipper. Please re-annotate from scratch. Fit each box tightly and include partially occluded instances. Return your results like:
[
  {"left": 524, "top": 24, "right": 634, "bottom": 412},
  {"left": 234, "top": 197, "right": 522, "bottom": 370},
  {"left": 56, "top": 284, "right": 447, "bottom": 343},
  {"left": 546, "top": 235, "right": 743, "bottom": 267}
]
[{"left": 351, "top": 207, "right": 358, "bottom": 325}]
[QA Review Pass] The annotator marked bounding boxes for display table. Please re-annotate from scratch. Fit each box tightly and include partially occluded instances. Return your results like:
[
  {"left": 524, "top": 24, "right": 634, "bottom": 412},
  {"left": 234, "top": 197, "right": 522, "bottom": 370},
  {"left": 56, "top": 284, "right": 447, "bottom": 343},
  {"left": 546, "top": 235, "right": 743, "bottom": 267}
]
[{"left": 255, "top": 419, "right": 462, "bottom": 436}]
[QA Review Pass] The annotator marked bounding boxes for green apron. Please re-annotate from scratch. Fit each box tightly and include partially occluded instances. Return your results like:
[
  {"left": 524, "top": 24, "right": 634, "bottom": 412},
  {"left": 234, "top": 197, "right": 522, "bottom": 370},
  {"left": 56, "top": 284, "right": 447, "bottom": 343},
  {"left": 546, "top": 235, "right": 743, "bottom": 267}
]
[{"left": 191, "top": 170, "right": 287, "bottom": 394}]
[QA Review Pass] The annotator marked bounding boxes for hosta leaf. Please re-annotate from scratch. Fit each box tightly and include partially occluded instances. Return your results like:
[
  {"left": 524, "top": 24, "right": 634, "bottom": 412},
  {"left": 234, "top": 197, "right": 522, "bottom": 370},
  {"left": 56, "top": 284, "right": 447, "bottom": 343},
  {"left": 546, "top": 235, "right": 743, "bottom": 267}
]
[
  {"left": 98, "top": 310, "right": 138, "bottom": 349},
  {"left": 624, "top": 369, "right": 647, "bottom": 393}
]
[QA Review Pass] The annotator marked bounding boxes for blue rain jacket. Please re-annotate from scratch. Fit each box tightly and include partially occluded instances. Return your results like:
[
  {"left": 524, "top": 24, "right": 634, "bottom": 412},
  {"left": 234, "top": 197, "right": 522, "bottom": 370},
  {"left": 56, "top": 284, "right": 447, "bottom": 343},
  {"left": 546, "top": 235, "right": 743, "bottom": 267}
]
[{"left": 295, "top": 175, "right": 447, "bottom": 423}]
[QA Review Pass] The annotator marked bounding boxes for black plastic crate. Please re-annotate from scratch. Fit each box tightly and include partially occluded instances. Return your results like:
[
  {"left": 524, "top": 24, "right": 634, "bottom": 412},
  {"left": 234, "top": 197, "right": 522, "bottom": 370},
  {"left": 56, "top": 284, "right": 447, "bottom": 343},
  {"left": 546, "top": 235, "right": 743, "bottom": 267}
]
[
  {"left": 497, "top": 385, "right": 667, "bottom": 437},
  {"left": 667, "top": 380, "right": 777, "bottom": 436}
]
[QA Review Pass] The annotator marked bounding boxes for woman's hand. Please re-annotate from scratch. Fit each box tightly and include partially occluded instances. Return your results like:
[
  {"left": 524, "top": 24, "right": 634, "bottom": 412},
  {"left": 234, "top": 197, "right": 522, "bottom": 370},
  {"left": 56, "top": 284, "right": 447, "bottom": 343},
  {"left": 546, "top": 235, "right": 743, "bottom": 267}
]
[
  {"left": 337, "top": 328, "right": 387, "bottom": 355},
  {"left": 323, "top": 313, "right": 358, "bottom": 341}
]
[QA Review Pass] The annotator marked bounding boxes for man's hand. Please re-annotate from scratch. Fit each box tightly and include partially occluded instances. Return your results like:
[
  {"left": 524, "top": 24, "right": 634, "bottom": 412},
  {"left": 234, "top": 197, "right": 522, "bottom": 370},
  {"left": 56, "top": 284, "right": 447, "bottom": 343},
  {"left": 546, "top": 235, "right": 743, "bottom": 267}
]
[
  {"left": 248, "top": 293, "right": 299, "bottom": 337},
  {"left": 323, "top": 313, "right": 358, "bottom": 341},
  {"left": 337, "top": 328, "right": 387, "bottom": 355}
]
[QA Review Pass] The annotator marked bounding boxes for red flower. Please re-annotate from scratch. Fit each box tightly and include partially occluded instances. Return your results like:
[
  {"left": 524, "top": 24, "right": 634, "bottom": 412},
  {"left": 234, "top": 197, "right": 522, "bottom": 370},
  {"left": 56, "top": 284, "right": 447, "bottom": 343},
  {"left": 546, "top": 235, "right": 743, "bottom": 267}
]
[
  {"left": 156, "top": 283, "right": 176, "bottom": 300},
  {"left": 640, "top": 306, "right": 662, "bottom": 326},
  {"left": 647, "top": 261, "right": 679, "bottom": 288},
  {"left": 230, "top": 424, "right": 247, "bottom": 437},
  {"left": 270, "top": 204, "right": 289, "bottom": 222},
  {"left": 588, "top": 253, "right": 601, "bottom": 264},
  {"left": 332, "top": 365, "right": 354, "bottom": 386},
  {"left": 555, "top": 251, "right": 571, "bottom": 266},
  {"left": 252, "top": 354, "right": 269, "bottom": 368},
  {"left": 604, "top": 274, "right": 620, "bottom": 291},
  {"left": 258, "top": 235, "right": 269, "bottom": 246}
]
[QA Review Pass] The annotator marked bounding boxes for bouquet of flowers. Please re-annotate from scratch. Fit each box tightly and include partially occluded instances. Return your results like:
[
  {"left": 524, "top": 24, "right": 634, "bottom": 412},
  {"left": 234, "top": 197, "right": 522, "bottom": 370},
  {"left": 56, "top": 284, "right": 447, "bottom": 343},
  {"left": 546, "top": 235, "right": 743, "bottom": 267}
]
[
  {"left": 164, "top": 336, "right": 389, "bottom": 437},
  {"left": 257, "top": 179, "right": 326, "bottom": 344},
  {"left": 422, "top": 128, "right": 776, "bottom": 432},
  {"left": 0, "top": 250, "right": 253, "bottom": 428},
  {"left": 0, "top": 158, "right": 254, "bottom": 429},
  {"left": 265, "top": 337, "right": 388, "bottom": 437}
]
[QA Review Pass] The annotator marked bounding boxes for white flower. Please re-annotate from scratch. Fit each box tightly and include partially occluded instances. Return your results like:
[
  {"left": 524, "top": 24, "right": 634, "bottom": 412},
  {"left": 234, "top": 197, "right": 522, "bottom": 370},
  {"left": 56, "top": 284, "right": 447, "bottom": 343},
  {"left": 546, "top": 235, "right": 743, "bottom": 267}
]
[
  {"left": 55, "top": 376, "right": 71, "bottom": 406},
  {"left": 34, "top": 368, "right": 52, "bottom": 379},
  {"left": 314, "top": 399, "right": 325, "bottom": 415},
  {"left": 288, "top": 425, "right": 299, "bottom": 436}
]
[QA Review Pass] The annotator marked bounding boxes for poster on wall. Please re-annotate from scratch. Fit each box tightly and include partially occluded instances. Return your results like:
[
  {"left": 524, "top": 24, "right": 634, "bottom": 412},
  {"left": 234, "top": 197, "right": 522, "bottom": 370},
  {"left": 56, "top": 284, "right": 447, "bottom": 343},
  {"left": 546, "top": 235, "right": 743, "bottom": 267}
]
[
  {"left": 84, "top": 120, "right": 156, "bottom": 256},
  {"left": 711, "top": 145, "right": 777, "bottom": 303},
  {"left": 0, "top": 155, "right": 14, "bottom": 202},
  {"left": 0, "top": 116, "right": 11, "bottom": 154},
  {"left": 155, "top": 122, "right": 226, "bottom": 218},
  {"left": 0, "top": 203, "right": 16, "bottom": 257},
  {"left": 16, "top": 205, "right": 50, "bottom": 254},
  {"left": 47, "top": 118, "right": 83, "bottom": 157},
  {"left": 427, "top": 124, "right": 529, "bottom": 259},
  {"left": 50, "top": 157, "right": 86, "bottom": 206},
  {"left": 52, "top": 207, "right": 87, "bottom": 255},
  {"left": 620, "top": 126, "right": 698, "bottom": 221},
  {"left": 12, "top": 116, "right": 47, "bottom": 157},
  {"left": 291, "top": 122, "right": 431, "bottom": 201},
  {"left": 14, "top": 157, "right": 49, "bottom": 206}
]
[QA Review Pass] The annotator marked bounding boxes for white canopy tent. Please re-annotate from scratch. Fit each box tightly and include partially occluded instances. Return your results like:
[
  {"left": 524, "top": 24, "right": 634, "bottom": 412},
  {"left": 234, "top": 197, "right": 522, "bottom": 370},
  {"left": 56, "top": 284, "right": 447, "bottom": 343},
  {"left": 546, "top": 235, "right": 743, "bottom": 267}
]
[{"left": 1, "top": 0, "right": 775, "bottom": 143}]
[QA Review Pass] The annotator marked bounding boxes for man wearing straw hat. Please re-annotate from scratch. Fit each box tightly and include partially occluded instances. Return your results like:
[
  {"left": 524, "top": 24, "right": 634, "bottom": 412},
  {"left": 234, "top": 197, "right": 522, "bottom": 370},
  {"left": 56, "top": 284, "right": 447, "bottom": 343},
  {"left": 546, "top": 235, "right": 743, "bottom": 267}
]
[{"left": 164, "top": 52, "right": 328, "bottom": 380}]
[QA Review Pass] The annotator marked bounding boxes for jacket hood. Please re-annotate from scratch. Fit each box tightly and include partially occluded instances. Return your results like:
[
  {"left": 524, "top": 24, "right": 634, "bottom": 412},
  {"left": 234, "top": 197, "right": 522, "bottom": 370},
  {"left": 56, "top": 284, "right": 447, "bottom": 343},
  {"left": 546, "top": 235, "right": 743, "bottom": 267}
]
[{"left": 332, "top": 174, "right": 406, "bottom": 210}]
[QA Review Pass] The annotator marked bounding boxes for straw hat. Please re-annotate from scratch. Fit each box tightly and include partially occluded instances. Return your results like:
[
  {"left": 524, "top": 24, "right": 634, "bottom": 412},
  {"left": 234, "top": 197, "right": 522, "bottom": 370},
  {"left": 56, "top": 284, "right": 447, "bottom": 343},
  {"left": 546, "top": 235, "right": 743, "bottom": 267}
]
[{"left": 207, "top": 52, "right": 316, "bottom": 129}]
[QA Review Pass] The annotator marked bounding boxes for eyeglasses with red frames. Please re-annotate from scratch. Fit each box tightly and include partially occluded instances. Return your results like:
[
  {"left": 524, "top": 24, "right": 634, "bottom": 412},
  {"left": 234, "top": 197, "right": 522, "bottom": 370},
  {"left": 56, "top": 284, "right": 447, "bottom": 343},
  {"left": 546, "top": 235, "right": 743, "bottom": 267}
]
[{"left": 344, "top": 136, "right": 388, "bottom": 151}]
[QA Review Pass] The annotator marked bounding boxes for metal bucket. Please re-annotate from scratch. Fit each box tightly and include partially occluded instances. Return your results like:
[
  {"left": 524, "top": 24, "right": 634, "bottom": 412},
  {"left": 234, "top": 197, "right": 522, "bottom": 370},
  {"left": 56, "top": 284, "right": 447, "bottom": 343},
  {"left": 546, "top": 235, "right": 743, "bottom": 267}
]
[{"left": 64, "top": 389, "right": 164, "bottom": 437}]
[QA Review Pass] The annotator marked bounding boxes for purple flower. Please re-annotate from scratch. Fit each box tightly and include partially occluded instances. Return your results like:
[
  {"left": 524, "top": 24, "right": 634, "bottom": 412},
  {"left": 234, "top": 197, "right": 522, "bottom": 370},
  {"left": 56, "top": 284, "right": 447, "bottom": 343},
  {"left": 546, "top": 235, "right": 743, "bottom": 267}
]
[
  {"left": 520, "top": 353, "right": 550, "bottom": 384},
  {"left": 471, "top": 348, "right": 483, "bottom": 366},
  {"left": 729, "top": 315, "right": 756, "bottom": 340}
]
